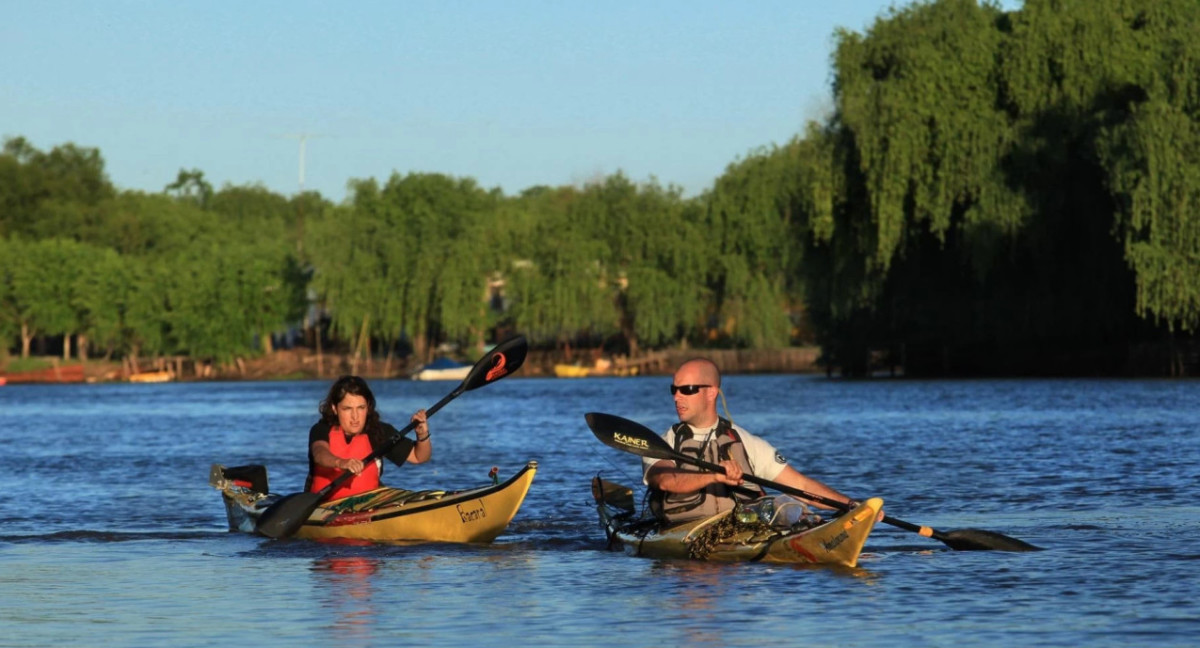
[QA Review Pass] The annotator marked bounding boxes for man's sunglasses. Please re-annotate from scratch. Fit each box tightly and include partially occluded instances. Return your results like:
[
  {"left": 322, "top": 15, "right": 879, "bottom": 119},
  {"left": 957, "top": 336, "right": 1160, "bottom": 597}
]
[{"left": 670, "top": 384, "right": 711, "bottom": 396}]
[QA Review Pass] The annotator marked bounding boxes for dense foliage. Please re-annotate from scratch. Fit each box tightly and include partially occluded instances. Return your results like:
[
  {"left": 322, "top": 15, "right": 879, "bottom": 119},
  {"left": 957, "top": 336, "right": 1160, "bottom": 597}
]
[
  {"left": 796, "top": 0, "right": 1200, "bottom": 374},
  {"left": 1, "top": 0, "right": 1197, "bottom": 376}
]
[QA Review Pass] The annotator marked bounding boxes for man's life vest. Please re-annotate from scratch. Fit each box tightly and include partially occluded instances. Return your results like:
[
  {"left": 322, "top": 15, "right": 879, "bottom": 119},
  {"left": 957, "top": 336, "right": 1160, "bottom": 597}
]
[
  {"left": 649, "top": 417, "right": 765, "bottom": 524},
  {"left": 308, "top": 425, "right": 382, "bottom": 500}
]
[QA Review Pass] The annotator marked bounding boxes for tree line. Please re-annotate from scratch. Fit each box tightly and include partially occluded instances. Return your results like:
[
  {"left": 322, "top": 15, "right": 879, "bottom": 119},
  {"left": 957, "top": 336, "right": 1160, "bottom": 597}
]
[
  {"left": 0, "top": 141, "right": 797, "bottom": 370},
  {"left": 2, "top": 0, "right": 1197, "bottom": 376}
]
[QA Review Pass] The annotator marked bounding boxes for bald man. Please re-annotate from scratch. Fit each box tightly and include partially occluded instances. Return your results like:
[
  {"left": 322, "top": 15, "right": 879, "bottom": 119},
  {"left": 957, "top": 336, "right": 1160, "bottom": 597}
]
[{"left": 643, "top": 358, "right": 861, "bottom": 524}]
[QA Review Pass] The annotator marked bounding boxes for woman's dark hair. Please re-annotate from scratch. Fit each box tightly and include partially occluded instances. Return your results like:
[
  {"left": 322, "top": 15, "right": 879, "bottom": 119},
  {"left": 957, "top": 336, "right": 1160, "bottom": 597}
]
[{"left": 319, "top": 375, "right": 384, "bottom": 443}]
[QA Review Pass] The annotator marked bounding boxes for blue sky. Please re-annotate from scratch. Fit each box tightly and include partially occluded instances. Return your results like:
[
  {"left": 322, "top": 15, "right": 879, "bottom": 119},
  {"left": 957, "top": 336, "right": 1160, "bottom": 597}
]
[{"left": 1, "top": 1, "right": 1019, "bottom": 202}]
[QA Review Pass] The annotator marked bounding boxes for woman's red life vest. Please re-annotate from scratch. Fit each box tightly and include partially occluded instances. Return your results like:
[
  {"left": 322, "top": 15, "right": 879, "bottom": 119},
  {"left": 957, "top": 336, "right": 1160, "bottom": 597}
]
[{"left": 308, "top": 426, "right": 381, "bottom": 500}]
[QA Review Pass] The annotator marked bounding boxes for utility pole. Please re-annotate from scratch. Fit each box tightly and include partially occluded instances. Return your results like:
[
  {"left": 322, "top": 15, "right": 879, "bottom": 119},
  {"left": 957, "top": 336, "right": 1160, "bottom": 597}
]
[
  {"left": 281, "top": 133, "right": 320, "bottom": 193},
  {"left": 278, "top": 133, "right": 325, "bottom": 370}
]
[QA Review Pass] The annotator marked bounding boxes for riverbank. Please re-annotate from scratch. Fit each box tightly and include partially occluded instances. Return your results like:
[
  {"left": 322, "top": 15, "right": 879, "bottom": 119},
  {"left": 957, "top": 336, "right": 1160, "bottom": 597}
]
[{"left": 0, "top": 346, "right": 825, "bottom": 384}]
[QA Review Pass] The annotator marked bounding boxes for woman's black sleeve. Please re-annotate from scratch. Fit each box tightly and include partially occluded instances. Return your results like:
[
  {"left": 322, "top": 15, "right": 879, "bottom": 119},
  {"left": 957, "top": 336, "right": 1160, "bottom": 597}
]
[
  {"left": 378, "top": 422, "right": 414, "bottom": 466},
  {"left": 308, "top": 420, "right": 332, "bottom": 446}
]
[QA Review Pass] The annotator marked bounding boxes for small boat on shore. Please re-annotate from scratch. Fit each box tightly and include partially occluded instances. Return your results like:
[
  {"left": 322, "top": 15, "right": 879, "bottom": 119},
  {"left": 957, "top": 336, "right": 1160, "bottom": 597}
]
[
  {"left": 0, "top": 363, "right": 85, "bottom": 384},
  {"left": 211, "top": 461, "right": 537, "bottom": 543},
  {"left": 592, "top": 476, "right": 880, "bottom": 567},
  {"left": 411, "top": 357, "right": 472, "bottom": 381},
  {"left": 129, "top": 370, "right": 173, "bottom": 383},
  {"left": 554, "top": 359, "right": 639, "bottom": 378},
  {"left": 553, "top": 363, "right": 592, "bottom": 378}
]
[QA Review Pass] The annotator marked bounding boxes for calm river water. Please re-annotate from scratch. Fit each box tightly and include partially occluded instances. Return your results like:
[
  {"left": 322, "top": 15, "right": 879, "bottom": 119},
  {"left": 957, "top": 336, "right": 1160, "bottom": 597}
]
[{"left": 1, "top": 375, "right": 1197, "bottom": 647}]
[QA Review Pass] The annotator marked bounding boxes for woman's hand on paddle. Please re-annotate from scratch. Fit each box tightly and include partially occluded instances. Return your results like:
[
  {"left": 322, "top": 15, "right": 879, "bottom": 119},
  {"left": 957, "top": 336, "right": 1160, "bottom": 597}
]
[
  {"left": 412, "top": 409, "right": 429, "bottom": 439},
  {"left": 336, "top": 457, "right": 364, "bottom": 474}
]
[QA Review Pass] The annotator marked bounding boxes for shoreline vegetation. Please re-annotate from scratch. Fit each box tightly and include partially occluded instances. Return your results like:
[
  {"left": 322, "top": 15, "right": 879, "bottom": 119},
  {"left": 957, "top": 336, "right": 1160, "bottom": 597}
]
[
  {"left": 4, "top": 1, "right": 1199, "bottom": 379},
  {"left": 0, "top": 347, "right": 826, "bottom": 384}
]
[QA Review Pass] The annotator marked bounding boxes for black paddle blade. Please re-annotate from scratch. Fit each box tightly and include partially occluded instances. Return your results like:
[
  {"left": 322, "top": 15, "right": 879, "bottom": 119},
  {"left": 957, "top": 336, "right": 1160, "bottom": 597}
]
[
  {"left": 585, "top": 412, "right": 677, "bottom": 461},
  {"left": 254, "top": 491, "right": 323, "bottom": 539},
  {"left": 461, "top": 335, "right": 528, "bottom": 392},
  {"left": 942, "top": 529, "right": 1042, "bottom": 552}
]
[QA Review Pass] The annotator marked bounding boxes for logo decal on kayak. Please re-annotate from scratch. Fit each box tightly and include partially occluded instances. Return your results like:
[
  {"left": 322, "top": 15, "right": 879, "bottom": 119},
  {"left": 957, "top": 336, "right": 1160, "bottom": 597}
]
[
  {"left": 821, "top": 530, "right": 849, "bottom": 551},
  {"left": 485, "top": 353, "right": 508, "bottom": 382},
  {"left": 614, "top": 433, "right": 649, "bottom": 450},
  {"left": 457, "top": 500, "right": 487, "bottom": 523}
]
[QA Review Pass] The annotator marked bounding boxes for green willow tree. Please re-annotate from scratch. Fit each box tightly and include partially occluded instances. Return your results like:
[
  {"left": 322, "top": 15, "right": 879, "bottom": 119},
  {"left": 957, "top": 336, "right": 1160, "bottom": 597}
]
[
  {"left": 502, "top": 186, "right": 616, "bottom": 350},
  {"left": 825, "top": 0, "right": 1031, "bottom": 374},
  {"left": 209, "top": 184, "right": 309, "bottom": 353},
  {"left": 705, "top": 144, "right": 810, "bottom": 347},
  {"left": 1084, "top": 0, "right": 1200, "bottom": 332},
  {"left": 314, "top": 177, "right": 415, "bottom": 366},
  {"left": 376, "top": 172, "right": 497, "bottom": 361},
  {"left": 437, "top": 204, "right": 508, "bottom": 353},
  {"left": 802, "top": 0, "right": 1200, "bottom": 375},
  {"left": 568, "top": 173, "right": 709, "bottom": 355}
]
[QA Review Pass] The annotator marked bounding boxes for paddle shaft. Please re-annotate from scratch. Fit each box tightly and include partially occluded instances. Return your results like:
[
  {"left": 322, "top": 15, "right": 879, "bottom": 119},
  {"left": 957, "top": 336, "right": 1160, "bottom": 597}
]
[{"left": 666, "top": 451, "right": 951, "bottom": 543}]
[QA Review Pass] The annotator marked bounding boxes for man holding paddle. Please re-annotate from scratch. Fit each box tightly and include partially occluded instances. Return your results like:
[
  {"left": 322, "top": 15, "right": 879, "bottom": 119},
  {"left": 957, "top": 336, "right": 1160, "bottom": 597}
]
[
  {"left": 589, "top": 356, "right": 1036, "bottom": 550},
  {"left": 644, "top": 358, "right": 864, "bottom": 524}
]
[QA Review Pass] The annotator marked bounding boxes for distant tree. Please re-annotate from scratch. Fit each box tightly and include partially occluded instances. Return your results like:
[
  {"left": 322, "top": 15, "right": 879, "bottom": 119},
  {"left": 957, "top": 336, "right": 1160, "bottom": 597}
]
[
  {"left": 307, "top": 182, "right": 400, "bottom": 368},
  {"left": 121, "top": 255, "right": 172, "bottom": 367},
  {"left": 0, "top": 137, "right": 115, "bottom": 241},
  {"left": 70, "top": 246, "right": 127, "bottom": 361},
  {"left": 98, "top": 190, "right": 214, "bottom": 256},
  {"left": 367, "top": 172, "right": 497, "bottom": 361},
  {"left": 7, "top": 238, "right": 84, "bottom": 358},
  {"left": 705, "top": 145, "right": 809, "bottom": 347},
  {"left": 160, "top": 235, "right": 305, "bottom": 363},
  {"left": 0, "top": 238, "right": 18, "bottom": 355},
  {"left": 504, "top": 186, "right": 615, "bottom": 348},
  {"left": 569, "top": 173, "right": 708, "bottom": 355},
  {"left": 164, "top": 169, "right": 213, "bottom": 209},
  {"left": 209, "top": 184, "right": 294, "bottom": 238}
]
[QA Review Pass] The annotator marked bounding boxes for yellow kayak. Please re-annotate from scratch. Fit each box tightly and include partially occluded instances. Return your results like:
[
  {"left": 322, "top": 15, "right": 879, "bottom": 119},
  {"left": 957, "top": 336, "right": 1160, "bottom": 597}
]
[
  {"left": 553, "top": 364, "right": 592, "bottom": 378},
  {"left": 211, "top": 461, "right": 537, "bottom": 544},
  {"left": 592, "top": 476, "right": 880, "bottom": 567}
]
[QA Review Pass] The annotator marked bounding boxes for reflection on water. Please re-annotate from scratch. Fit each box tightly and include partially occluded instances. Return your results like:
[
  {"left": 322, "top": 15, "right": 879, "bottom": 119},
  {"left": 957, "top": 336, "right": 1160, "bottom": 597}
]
[
  {"left": 311, "top": 553, "right": 382, "bottom": 640},
  {"left": 655, "top": 562, "right": 728, "bottom": 648}
]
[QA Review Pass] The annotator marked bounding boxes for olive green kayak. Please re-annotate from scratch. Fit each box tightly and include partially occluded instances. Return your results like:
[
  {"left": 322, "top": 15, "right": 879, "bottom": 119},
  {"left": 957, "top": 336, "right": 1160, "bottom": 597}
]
[{"left": 592, "top": 476, "right": 881, "bottom": 567}]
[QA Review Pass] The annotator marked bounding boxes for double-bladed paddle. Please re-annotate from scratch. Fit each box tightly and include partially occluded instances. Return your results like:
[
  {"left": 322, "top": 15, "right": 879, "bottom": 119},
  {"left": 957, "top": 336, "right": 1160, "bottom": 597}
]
[
  {"left": 584, "top": 412, "right": 1040, "bottom": 552},
  {"left": 254, "top": 335, "right": 529, "bottom": 539}
]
